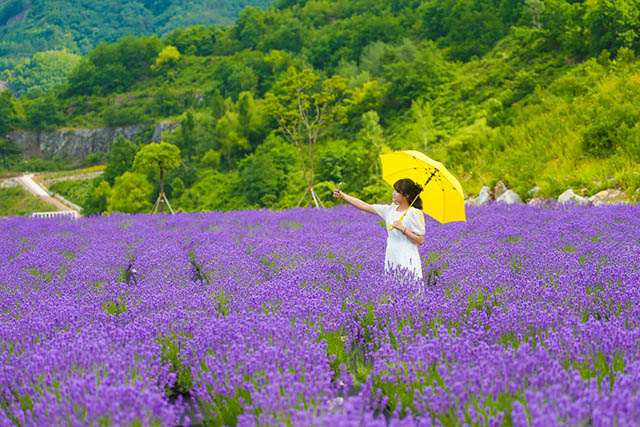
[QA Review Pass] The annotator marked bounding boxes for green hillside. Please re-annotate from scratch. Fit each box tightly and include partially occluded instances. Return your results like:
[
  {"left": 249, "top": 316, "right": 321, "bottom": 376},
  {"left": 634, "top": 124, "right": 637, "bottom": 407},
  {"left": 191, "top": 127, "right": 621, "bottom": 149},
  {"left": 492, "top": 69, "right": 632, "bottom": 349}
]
[
  {"left": 0, "top": 0, "right": 272, "bottom": 85},
  {"left": 1, "top": 0, "right": 639, "bottom": 214},
  {"left": 0, "top": 186, "right": 56, "bottom": 216}
]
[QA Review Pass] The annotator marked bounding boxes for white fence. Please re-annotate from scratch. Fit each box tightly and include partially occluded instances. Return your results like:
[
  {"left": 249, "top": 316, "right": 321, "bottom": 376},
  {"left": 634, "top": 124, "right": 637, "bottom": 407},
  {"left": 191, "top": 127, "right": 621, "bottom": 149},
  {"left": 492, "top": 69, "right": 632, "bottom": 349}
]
[
  {"left": 31, "top": 211, "right": 79, "bottom": 220},
  {"left": 53, "top": 193, "right": 83, "bottom": 212}
]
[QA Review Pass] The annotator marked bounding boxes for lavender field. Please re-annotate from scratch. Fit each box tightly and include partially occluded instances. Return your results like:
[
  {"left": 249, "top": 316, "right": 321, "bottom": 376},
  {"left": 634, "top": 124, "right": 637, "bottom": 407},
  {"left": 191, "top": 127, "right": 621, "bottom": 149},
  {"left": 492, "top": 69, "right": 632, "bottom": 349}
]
[{"left": 1, "top": 204, "right": 639, "bottom": 426}]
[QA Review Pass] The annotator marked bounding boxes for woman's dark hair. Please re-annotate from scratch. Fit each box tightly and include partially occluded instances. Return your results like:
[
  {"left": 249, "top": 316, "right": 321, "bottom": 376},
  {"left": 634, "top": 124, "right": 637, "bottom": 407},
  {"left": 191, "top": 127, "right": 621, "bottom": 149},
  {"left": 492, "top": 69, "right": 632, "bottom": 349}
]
[{"left": 394, "top": 178, "right": 423, "bottom": 210}]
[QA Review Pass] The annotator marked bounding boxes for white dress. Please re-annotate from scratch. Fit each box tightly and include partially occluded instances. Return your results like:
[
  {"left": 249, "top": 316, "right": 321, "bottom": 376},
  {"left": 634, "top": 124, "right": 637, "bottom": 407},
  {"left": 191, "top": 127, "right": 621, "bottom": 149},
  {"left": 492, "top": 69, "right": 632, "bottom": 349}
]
[{"left": 372, "top": 204, "right": 426, "bottom": 278}]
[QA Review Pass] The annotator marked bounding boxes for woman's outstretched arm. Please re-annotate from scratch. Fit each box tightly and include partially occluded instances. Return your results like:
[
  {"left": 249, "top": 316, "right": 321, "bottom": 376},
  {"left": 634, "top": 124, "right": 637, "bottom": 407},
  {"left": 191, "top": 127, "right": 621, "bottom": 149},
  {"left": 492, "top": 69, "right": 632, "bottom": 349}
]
[{"left": 333, "top": 190, "right": 377, "bottom": 215}]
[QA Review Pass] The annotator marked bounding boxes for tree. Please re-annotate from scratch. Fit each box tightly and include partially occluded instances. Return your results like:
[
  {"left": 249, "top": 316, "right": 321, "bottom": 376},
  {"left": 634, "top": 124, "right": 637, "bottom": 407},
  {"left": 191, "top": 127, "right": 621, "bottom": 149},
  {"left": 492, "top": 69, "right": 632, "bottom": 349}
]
[
  {"left": 104, "top": 136, "right": 138, "bottom": 184},
  {"left": 177, "top": 110, "right": 196, "bottom": 158},
  {"left": 586, "top": 0, "right": 640, "bottom": 54},
  {"left": 238, "top": 136, "right": 298, "bottom": 207},
  {"left": 108, "top": 172, "right": 153, "bottom": 214},
  {"left": 237, "top": 91, "right": 266, "bottom": 149},
  {"left": 213, "top": 111, "right": 250, "bottom": 169},
  {"left": 165, "top": 25, "right": 217, "bottom": 56},
  {"left": 133, "top": 142, "right": 181, "bottom": 213},
  {"left": 171, "top": 177, "right": 185, "bottom": 200},
  {"left": 0, "top": 90, "right": 25, "bottom": 134},
  {"left": 0, "top": 137, "right": 22, "bottom": 169},
  {"left": 10, "top": 50, "right": 82, "bottom": 97},
  {"left": 410, "top": 98, "right": 435, "bottom": 154},
  {"left": 177, "top": 169, "right": 244, "bottom": 212},
  {"left": 24, "top": 92, "right": 64, "bottom": 130},
  {"left": 263, "top": 67, "right": 350, "bottom": 207},
  {"left": 233, "top": 7, "right": 265, "bottom": 50},
  {"left": 64, "top": 35, "right": 163, "bottom": 97},
  {"left": 208, "top": 89, "right": 226, "bottom": 119},
  {"left": 84, "top": 180, "right": 112, "bottom": 215},
  {"left": 152, "top": 45, "right": 181, "bottom": 70},
  {"left": 358, "top": 110, "right": 385, "bottom": 173}
]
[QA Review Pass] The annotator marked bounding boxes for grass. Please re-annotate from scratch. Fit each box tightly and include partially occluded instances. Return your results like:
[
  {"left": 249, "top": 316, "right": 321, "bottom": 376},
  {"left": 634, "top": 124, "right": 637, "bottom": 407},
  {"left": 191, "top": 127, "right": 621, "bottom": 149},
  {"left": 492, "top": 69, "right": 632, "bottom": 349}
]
[
  {"left": 0, "top": 187, "right": 58, "bottom": 217},
  {"left": 49, "top": 178, "right": 99, "bottom": 207}
]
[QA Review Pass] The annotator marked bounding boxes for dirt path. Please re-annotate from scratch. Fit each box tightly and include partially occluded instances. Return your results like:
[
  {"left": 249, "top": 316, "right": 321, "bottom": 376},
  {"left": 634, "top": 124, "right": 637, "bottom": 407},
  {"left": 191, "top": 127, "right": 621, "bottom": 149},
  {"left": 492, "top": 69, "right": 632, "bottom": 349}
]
[{"left": 16, "top": 174, "right": 79, "bottom": 214}]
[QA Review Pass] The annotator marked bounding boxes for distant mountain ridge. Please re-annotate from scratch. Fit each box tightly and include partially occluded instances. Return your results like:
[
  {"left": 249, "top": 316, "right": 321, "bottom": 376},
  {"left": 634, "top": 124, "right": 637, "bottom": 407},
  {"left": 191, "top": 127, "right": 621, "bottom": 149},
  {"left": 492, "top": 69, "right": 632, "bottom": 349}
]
[{"left": 0, "top": 0, "right": 272, "bottom": 70}]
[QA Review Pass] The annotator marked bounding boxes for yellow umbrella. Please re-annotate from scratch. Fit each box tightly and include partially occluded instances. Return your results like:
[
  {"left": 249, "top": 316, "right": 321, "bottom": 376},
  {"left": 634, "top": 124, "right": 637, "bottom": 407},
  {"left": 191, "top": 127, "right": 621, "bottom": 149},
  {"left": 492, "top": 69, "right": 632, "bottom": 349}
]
[{"left": 380, "top": 150, "right": 466, "bottom": 224}]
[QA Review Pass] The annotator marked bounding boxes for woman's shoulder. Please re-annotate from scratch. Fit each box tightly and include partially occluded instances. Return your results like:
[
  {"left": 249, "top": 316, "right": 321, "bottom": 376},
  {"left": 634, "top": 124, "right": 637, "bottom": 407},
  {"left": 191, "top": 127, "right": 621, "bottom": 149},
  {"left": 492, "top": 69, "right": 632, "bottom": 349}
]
[
  {"left": 408, "top": 206, "right": 426, "bottom": 223},
  {"left": 409, "top": 206, "right": 424, "bottom": 216}
]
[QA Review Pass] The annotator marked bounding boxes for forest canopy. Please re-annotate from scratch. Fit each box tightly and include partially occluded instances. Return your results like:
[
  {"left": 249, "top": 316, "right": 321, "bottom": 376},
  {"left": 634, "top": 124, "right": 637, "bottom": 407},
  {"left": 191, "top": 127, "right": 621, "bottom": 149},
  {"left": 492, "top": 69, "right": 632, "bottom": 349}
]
[{"left": 2, "top": 0, "right": 640, "bottom": 214}]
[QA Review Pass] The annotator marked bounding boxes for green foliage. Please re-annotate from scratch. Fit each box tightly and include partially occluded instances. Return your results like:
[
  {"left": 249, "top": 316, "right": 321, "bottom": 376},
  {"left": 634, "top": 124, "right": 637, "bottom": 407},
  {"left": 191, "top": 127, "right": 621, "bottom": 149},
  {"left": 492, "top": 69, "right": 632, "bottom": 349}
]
[
  {"left": 152, "top": 46, "right": 181, "bottom": 71},
  {"left": 133, "top": 141, "right": 181, "bottom": 200},
  {"left": 416, "top": 0, "right": 518, "bottom": 61},
  {"left": 64, "top": 36, "right": 164, "bottom": 97},
  {"left": 85, "top": 180, "right": 112, "bottom": 215},
  {"left": 0, "top": 138, "right": 22, "bottom": 170},
  {"left": 84, "top": 152, "right": 106, "bottom": 167},
  {"left": 8, "top": 50, "right": 81, "bottom": 97},
  {"left": 0, "top": 187, "right": 55, "bottom": 216},
  {"left": 263, "top": 67, "right": 351, "bottom": 198},
  {"left": 0, "top": 90, "right": 25, "bottom": 134},
  {"left": 133, "top": 142, "right": 181, "bottom": 176},
  {"left": 153, "top": 86, "right": 182, "bottom": 116},
  {"left": 233, "top": 7, "right": 265, "bottom": 50},
  {"left": 23, "top": 92, "right": 65, "bottom": 130},
  {"left": 0, "top": 0, "right": 271, "bottom": 74},
  {"left": 586, "top": 0, "right": 640, "bottom": 54},
  {"left": 108, "top": 171, "right": 153, "bottom": 214},
  {"left": 238, "top": 135, "right": 299, "bottom": 207},
  {"left": 20, "top": 156, "right": 79, "bottom": 172},
  {"left": 49, "top": 178, "right": 100, "bottom": 208},
  {"left": 316, "top": 138, "right": 380, "bottom": 194},
  {"left": 380, "top": 40, "right": 452, "bottom": 112},
  {"left": 103, "top": 136, "right": 138, "bottom": 185},
  {"left": 177, "top": 169, "right": 244, "bottom": 212},
  {"left": 164, "top": 110, "right": 198, "bottom": 160},
  {"left": 165, "top": 25, "right": 218, "bottom": 56},
  {"left": 170, "top": 177, "right": 185, "bottom": 199},
  {"left": 200, "top": 150, "right": 221, "bottom": 169},
  {"left": 6, "top": 0, "right": 640, "bottom": 210}
]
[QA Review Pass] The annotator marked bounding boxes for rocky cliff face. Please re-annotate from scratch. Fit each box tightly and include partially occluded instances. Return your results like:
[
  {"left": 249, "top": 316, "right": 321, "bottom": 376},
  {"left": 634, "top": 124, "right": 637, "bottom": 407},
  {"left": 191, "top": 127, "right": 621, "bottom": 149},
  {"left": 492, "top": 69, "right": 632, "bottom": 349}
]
[{"left": 5, "top": 122, "right": 178, "bottom": 160}]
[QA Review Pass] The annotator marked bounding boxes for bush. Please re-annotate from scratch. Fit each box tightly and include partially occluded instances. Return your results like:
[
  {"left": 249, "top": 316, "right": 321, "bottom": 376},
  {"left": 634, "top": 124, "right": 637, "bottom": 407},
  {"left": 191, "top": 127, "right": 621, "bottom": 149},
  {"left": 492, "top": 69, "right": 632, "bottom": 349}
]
[{"left": 49, "top": 178, "right": 100, "bottom": 208}]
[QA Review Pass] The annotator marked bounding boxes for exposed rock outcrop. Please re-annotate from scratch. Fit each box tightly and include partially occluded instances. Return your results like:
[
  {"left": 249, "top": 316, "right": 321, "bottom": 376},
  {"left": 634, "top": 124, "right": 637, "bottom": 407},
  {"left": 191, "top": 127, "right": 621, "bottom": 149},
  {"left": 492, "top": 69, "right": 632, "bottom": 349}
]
[
  {"left": 151, "top": 122, "right": 179, "bottom": 142},
  {"left": 528, "top": 197, "right": 552, "bottom": 207},
  {"left": 6, "top": 10, "right": 26, "bottom": 25},
  {"left": 588, "top": 189, "right": 627, "bottom": 206},
  {"left": 527, "top": 187, "right": 540, "bottom": 198},
  {"left": 558, "top": 189, "right": 588, "bottom": 205},
  {"left": 467, "top": 186, "right": 491, "bottom": 206},
  {"left": 493, "top": 181, "right": 507, "bottom": 199},
  {"left": 4, "top": 122, "right": 178, "bottom": 160},
  {"left": 496, "top": 189, "right": 522, "bottom": 204},
  {"left": 466, "top": 181, "right": 632, "bottom": 208}
]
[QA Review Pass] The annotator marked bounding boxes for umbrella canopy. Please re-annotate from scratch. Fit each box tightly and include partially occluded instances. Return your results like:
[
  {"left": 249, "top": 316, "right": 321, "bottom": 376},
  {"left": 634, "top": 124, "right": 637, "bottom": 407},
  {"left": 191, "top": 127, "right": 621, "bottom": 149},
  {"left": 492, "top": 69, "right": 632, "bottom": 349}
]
[{"left": 380, "top": 150, "right": 466, "bottom": 223}]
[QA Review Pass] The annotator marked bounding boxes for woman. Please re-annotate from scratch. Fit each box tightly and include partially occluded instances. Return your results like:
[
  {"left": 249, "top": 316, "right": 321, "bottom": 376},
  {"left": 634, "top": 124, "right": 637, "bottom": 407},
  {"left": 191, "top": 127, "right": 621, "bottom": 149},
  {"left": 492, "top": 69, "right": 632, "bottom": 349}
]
[{"left": 333, "top": 179, "right": 426, "bottom": 278}]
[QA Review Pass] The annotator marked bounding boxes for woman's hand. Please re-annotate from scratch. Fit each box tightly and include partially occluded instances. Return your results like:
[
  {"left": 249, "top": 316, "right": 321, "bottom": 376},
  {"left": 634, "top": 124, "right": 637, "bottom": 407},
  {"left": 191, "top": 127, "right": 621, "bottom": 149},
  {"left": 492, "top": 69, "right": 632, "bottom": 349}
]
[
  {"left": 333, "top": 189, "right": 345, "bottom": 199},
  {"left": 391, "top": 220, "right": 405, "bottom": 232},
  {"left": 392, "top": 221, "right": 425, "bottom": 245}
]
